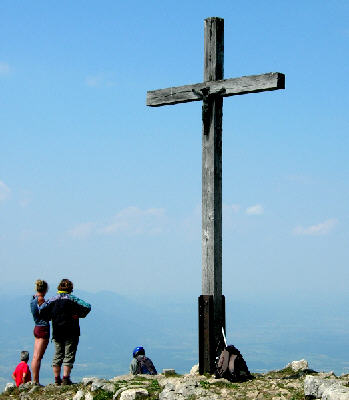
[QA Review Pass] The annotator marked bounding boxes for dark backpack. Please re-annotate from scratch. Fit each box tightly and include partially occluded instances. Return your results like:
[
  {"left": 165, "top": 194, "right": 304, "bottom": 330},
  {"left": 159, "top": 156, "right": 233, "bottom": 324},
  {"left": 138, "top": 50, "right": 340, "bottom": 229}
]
[
  {"left": 136, "top": 355, "right": 157, "bottom": 375},
  {"left": 215, "top": 345, "right": 252, "bottom": 382}
]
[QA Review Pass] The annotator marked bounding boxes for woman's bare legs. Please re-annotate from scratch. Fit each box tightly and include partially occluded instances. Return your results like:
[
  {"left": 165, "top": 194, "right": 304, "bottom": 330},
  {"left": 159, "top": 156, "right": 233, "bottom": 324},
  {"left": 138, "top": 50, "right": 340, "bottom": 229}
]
[{"left": 31, "top": 337, "right": 49, "bottom": 383}]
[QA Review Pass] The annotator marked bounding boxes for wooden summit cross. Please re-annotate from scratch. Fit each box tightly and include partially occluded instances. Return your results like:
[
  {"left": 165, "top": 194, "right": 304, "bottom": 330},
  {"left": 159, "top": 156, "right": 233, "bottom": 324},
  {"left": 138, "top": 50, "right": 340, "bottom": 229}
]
[{"left": 146, "top": 17, "right": 285, "bottom": 373}]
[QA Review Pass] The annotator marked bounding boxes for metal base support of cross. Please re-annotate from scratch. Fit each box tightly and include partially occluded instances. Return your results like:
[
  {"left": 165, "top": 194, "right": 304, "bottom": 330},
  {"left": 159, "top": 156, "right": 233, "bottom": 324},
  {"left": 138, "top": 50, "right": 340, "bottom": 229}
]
[{"left": 146, "top": 17, "right": 285, "bottom": 374}]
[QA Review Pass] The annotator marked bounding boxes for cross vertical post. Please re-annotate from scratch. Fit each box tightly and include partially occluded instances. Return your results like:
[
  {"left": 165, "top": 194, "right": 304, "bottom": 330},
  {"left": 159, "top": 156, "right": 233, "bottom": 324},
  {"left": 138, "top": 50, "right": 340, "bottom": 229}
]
[{"left": 199, "top": 17, "right": 225, "bottom": 374}]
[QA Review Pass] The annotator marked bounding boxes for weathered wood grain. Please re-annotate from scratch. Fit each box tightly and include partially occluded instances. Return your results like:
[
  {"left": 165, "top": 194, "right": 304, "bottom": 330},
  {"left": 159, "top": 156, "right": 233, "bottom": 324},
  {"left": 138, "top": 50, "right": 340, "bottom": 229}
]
[
  {"left": 201, "top": 17, "right": 225, "bottom": 374},
  {"left": 204, "top": 17, "right": 224, "bottom": 82},
  {"left": 202, "top": 17, "right": 223, "bottom": 301},
  {"left": 146, "top": 72, "right": 285, "bottom": 107}
]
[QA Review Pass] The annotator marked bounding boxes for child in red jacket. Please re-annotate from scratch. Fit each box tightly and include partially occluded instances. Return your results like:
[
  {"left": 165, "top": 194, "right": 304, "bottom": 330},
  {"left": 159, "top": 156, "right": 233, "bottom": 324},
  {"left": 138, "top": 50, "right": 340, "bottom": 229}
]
[{"left": 12, "top": 351, "right": 32, "bottom": 387}]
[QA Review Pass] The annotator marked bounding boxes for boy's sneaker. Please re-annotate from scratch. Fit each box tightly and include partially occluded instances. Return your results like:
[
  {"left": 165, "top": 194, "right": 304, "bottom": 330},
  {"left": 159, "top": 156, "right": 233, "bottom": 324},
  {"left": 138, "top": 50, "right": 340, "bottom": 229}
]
[
  {"left": 55, "top": 377, "right": 62, "bottom": 386},
  {"left": 62, "top": 377, "right": 73, "bottom": 386}
]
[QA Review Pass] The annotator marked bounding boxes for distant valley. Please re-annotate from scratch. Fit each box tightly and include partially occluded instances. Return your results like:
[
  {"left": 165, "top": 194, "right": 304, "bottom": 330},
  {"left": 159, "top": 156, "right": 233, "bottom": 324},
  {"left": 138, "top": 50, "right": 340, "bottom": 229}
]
[{"left": 1, "top": 290, "right": 348, "bottom": 391}]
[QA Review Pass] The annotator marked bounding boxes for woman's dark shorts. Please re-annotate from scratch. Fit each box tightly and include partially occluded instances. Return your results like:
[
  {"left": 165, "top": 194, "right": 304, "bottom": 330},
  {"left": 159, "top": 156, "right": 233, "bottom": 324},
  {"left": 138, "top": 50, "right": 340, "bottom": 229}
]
[{"left": 34, "top": 325, "right": 50, "bottom": 339}]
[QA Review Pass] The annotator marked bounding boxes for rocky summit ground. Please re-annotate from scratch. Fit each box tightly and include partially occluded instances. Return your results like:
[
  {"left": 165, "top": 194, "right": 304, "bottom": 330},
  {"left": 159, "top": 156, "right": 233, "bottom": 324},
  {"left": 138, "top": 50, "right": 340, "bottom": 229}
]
[{"left": 1, "top": 365, "right": 349, "bottom": 400}]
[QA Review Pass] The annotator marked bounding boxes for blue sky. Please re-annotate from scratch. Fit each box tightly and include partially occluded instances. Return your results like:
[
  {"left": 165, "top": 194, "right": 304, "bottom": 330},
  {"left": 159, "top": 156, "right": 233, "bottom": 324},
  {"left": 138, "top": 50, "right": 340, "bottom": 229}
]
[{"left": 1, "top": 1, "right": 349, "bottom": 305}]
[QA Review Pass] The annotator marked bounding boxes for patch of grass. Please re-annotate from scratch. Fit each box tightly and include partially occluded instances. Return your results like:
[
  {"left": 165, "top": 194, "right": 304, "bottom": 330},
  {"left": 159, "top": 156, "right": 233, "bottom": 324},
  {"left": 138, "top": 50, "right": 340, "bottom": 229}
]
[
  {"left": 93, "top": 390, "right": 114, "bottom": 400},
  {"left": 130, "top": 375, "right": 149, "bottom": 382},
  {"left": 199, "top": 380, "right": 210, "bottom": 390},
  {"left": 200, "top": 380, "right": 240, "bottom": 390},
  {"left": 265, "top": 367, "right": 317, "bottom": 380},
  {"left": 163, "top": 371, "right": 182, "bottom": 377},
  {"left": 113, "top": 383, "right": 128, "bottom": 393},
  {"left": 57, "top": 385, "right": 76, "bottom": 392},
  {"left": 261, "top": 391, "right": 276, "bottom": 400},
  {"left": 290, "top": 390, "right": 305, "bottom": 400},
  {"left": 212, "top": 381, "right": 240, "bottom": 390},
  {"left": 147, "top": 380, "right": 161, "bottom": 400},
  {"left": 265, "top": 367, "right": 294, "bottom": 378},
  {"left": 131, "top": 376, "right": 150, "bottom": 383},
  {"left": 148, "top": 380, "right": 160, "bottom": 390},
  {"left": 263, "top": 367, "right": 310, "bottom": 381},
  {"left": 277, "top": 382, "right": 287, "bottom": 389}
]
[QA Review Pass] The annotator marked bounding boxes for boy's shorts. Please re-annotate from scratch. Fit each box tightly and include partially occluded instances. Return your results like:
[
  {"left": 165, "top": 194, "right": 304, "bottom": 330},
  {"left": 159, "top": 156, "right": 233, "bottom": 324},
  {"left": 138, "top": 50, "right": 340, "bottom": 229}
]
[{"left": 52, "top": 337, "right": 79, "bottom": 368}]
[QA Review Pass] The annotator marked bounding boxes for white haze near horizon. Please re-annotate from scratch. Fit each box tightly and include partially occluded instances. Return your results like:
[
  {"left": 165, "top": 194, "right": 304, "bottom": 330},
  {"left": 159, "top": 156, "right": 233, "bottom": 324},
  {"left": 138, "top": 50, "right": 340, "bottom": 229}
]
[{"left": 1, "top": 287, "right": 348, "bottom": 393}]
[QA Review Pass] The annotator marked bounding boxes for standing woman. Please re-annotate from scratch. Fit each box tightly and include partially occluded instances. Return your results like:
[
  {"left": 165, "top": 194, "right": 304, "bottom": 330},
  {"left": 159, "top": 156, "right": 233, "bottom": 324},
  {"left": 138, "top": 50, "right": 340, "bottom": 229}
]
[{"left": 30, "top": 279, "right": 50, "bottom": 385}]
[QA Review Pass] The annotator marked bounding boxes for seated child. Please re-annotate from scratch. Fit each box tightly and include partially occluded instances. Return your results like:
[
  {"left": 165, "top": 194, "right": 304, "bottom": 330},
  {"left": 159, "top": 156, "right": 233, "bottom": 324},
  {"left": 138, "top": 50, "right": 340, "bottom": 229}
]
[
  {"left": 130, "top": 346, "right": 157, "bottom": 375},
  {"left": 12, "top": 351, "right": 32, "bottom": 387}
]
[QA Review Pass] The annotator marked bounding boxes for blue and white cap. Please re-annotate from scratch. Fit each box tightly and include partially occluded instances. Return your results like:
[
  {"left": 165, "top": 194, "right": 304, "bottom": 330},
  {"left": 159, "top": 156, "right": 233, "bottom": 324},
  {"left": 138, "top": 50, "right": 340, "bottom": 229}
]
[{"left": 133, "top": 346, "right": 144, "bottom": 357}]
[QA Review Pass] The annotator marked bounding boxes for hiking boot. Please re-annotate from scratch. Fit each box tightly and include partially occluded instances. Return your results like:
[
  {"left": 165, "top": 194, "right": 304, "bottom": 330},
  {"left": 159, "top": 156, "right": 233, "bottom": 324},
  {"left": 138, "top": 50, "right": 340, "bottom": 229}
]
[
  {"left": 62, "top": 377, "right": 73, "bottom": 386},
  {"left": 54, "top": 377, "right": 62, "bottom": 386}
]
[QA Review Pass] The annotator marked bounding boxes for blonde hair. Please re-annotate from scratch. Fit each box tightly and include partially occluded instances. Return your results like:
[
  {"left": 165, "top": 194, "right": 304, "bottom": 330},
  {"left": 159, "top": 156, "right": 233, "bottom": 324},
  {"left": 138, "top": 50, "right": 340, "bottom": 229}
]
[{"left": 35, "top": 279, "right": 48, "bottom": 294}]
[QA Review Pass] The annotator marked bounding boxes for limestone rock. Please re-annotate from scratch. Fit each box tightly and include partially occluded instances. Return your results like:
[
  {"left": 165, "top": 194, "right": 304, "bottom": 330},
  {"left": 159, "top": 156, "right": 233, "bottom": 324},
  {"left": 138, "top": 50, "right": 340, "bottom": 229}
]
[
  {"left": 189, "top": 364, "right": 199, "bottom": 375},
  {"left": 323, "top": 386, "right": 349, "bottom": 400},
  {"left": 113, "top": 387, "right": 129, "bottom": 399},
  {"left": 286, "top": 359, "right": 309, "bottom": 371},
  {"left": 304, "top": 375, "right": 349, "bottom": 400},
  {"left": 4, "top": 383, "right": 16, "bottom": 393},
  {"left": 102, "top": 382, "right": 116, "bottom": 393},
  {"left": 111, "top": 374, "right": 135, "bottom": 383},
  {"left": 120, "top": 388, "right": 149, "bottom": 400},
  {"left": 18, "top": 382, "right": 33, "bottom": 391},
  {"left": 206, "top": 378, "right": 230, "bottom": 385},
  {"left": 159, "top": 377, "right": 210, "bottom": 400},
  {"left": 91, "top": 378, "right": 108, "bottom": 391},
  {"left": 0, "top": 368, "right": 328, "bottom": 400},
  {"left": 28, "top": 385, "right": 40, "bottom": 394},
  {"left": 81, "top": 376, "right": 100, "bottom": 386},
  {"left": 73, "top": 390, "right": 85, "bottom": 400},
  {"left": 305, "top": 376, "right": 336, "bottom": 397}
]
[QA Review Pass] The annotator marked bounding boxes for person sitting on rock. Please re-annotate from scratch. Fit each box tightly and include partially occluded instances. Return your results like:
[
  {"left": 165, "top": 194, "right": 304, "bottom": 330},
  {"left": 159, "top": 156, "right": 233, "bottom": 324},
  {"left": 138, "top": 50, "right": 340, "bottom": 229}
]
[
  {"left": 12, "top": 351, "right": 32, "bottom": 387},
  {"left": 130, "top": 346, "right": 157, "bottom": 375}
]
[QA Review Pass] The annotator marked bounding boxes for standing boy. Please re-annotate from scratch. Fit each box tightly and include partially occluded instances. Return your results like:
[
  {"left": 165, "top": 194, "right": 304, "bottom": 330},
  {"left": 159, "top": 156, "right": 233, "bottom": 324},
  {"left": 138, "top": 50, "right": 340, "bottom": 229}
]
[
  {"left": 12, "top": 351, "right": 32, "bottom": 387},
  {"left": 39, "top": 279, "right": 91, "bottom": 385}
]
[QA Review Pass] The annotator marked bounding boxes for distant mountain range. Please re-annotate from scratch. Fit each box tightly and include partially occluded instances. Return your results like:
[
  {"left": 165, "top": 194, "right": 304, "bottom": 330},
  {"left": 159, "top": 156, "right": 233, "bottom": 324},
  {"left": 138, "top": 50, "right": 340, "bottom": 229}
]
[{"left": 1, "top": 290, "right": 348, "bottom": 391}]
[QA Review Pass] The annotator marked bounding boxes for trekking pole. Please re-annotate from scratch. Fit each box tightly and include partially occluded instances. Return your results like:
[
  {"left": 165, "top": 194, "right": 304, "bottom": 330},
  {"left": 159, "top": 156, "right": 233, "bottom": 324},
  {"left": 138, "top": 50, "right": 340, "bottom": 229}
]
[
  {"left": 222, "top": 327, "right": 227, "bottom": 347},
  {"left": 215, "top": 326, "right": 227, "bottom": 364}
]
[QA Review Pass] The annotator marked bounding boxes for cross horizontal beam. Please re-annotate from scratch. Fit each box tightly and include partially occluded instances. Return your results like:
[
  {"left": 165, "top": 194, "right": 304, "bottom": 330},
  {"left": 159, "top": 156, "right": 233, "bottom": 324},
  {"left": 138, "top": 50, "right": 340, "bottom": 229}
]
[{"left": 147, "top": 72, "right": 285, "bottom": 107}]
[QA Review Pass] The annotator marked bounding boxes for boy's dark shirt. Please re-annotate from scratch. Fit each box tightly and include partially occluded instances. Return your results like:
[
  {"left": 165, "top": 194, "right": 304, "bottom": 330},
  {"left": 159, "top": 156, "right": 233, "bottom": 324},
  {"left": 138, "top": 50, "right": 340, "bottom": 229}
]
[{"left": 39, "top": 292, "right": 91, "bottom": 341}]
